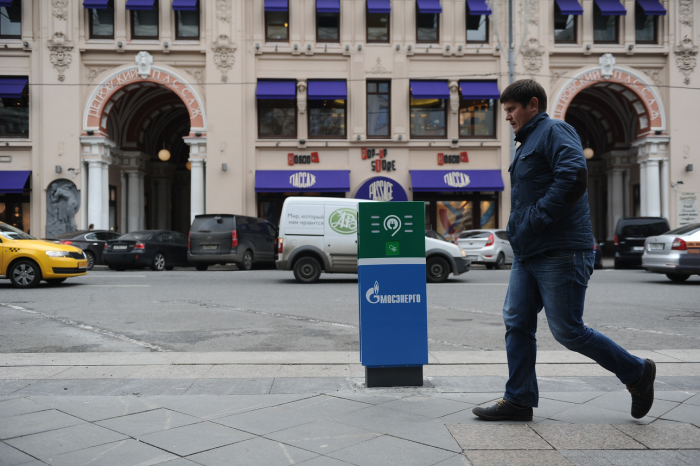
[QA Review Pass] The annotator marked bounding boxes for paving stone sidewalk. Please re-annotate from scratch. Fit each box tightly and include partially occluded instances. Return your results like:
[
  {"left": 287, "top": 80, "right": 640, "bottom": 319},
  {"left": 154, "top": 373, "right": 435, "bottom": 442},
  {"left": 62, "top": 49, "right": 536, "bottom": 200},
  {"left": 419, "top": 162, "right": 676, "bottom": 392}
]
[{"left": 1, "top": 351, "right": 700, "bottom": 466}]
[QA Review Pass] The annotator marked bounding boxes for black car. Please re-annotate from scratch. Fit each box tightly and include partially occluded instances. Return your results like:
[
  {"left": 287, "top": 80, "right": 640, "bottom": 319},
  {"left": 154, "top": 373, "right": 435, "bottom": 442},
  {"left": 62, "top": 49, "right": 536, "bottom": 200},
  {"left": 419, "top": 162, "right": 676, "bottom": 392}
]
[
  {"left": 103, "top": 230, "right": 189, "bottom": 271},
  {"left": 45, "top": 230, "right": 122, "bottom": 270},
  {"left": 188, "top": 214, "right": 278, "bottom": 271},
  {"left": 593, "top": 238, "right": 603, "bottom": 270},
  {"left": 614, "top": 217, "right": 670, "bottom": 269}
]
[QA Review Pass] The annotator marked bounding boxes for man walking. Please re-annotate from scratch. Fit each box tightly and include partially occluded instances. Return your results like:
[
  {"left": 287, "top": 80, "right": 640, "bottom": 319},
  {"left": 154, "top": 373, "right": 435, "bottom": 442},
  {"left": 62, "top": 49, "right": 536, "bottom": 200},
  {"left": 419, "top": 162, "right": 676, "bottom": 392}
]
[{"left": 473, "top": 80, "right": 655, "bottom": 422}]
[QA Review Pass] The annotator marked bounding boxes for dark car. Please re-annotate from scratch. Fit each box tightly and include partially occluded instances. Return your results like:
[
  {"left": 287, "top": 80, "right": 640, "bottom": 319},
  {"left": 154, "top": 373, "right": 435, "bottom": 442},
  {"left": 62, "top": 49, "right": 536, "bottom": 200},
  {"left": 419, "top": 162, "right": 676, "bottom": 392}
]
[
  {"left": 188, "top": 214, "right": 278, "bottom": 271},
  {"left": 45, "top": 230, "right": 121, "bottom": 270},
  {"left": 103, "top": 230, "right": 189, "bottom": 271},
  {"left": 593, "top": 238, "right": 603, "bottom": 270},
  {"left": 614, "top": 217, "right": 670, "bottom": 269}
]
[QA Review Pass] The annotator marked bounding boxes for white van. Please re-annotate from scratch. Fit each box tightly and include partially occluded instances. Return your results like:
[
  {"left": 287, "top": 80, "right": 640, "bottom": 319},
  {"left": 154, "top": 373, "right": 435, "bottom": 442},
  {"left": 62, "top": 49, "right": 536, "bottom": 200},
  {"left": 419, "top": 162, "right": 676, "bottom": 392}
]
[{"left": 275, "top": 197, "right": 470, "bottom": 283}]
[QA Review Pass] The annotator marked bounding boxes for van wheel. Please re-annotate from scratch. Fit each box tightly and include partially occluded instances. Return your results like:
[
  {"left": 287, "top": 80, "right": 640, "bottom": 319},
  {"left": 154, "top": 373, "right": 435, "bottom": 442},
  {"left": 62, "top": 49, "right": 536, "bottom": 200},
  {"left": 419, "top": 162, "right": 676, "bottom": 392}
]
[
  {"left": 196, "top": 264, "right": 209, "bottom": 271},
  {"left": 293, "top": 257, "right": 321, "bottom": 284},
  {"left": 238, "top": 250, "right": 254, "bottom": 271},
  {"left": 427, "top": 257, "right": 450, "bottom": 283},
  {"left": 666, "top": 273, "right": 690, "bottom": 283},
  {"left": 495, "top": 253, "right": 506, "bottom": 270},
  {"left": 9, "top": 260, "right": 42, "bottom": 288}
]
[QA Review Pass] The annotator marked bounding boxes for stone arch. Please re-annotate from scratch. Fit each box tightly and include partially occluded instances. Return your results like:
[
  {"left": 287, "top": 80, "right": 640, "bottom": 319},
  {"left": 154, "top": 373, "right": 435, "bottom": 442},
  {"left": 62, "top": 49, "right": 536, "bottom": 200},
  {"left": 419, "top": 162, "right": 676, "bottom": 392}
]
[
  {"left": 551, "top": 66, "right": 665, "bottom": 138},
  {"left": 82, "top": 65, "right": 206, "bottom": 136}
]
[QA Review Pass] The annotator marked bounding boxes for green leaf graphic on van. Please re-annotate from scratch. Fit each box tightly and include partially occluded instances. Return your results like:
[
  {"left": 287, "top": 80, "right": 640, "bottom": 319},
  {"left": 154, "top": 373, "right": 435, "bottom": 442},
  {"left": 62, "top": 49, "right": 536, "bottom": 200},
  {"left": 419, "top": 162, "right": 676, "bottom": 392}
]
[{"left": 329, "top": 208, "right": 358, "bottom": 235}]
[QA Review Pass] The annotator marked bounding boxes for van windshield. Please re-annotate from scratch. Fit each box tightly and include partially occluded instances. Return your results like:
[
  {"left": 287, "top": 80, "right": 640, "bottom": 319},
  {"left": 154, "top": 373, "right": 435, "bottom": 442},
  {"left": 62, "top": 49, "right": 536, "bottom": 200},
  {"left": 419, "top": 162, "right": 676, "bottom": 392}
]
[{"left": 192, "top": 216, "right": 234, "bottom": 232}]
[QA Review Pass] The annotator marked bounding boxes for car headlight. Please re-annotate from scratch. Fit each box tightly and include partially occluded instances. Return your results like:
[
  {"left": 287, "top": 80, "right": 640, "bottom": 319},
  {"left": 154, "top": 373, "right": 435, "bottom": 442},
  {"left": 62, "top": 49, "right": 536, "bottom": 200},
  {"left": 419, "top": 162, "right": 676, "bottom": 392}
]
[
  {"left": 46, "top": 250, "right": 71, "bottom": 257},
  {"left": 461, "top": 249, "right": 467, "bottom": 257}
]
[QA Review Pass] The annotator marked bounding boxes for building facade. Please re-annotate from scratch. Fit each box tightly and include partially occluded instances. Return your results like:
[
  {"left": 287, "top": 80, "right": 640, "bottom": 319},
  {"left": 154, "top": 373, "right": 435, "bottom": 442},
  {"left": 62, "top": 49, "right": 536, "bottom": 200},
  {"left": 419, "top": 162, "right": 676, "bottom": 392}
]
[{"left": 0, "top": 0, "right": 697, "bottom": 243}]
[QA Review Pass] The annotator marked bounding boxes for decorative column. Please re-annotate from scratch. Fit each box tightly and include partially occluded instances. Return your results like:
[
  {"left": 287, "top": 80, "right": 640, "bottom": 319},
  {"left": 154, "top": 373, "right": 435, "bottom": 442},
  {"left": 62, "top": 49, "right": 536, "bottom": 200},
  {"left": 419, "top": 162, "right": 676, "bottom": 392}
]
[
  {"left": 87, "top": 160, "right": 105, "bottom": 230},
  {"left": 80, "top": 136, "right": 116, "bottom": 231},
  {"left": 611, "top": 169, "right": 625, "bottom": 234},
  {"left": 660, "top": 159, "right": 669, "bottom": 220},
  {"left": 120, "top": 171, "right": 127, "bottom": 233},
  {"left": 127, "top": 171, "right": 141, "bottom": 232},
  {"left": 646, "top": 159, "right": 662, "bottom": 218},
  {"left": 639, "top": 161, "right": 647, "bottom": 216},
  {"left": 184, "top": 136, "right": 207, "bottom": 223},
  {"left": 81, "top": 162, "right": 88, "bottom": 229},
  {"left": 606, "top": 171, "right": 614, "bottom": 241},
  {"left": 101, "top": 162, "right": 109, "bottom": 230}
]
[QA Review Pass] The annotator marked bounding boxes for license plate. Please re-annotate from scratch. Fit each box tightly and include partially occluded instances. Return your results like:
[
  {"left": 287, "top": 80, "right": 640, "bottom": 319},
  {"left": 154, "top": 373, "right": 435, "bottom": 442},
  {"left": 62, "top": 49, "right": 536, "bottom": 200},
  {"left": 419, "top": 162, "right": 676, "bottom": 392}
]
[
  {"left": 466, "top": 256, "right": 479, "bottom": 261},
  {"left": 114, "top": 245, "right": 127, "bottom": 250},
  {"left": 689, "top": 249, "right": 700, "bottom": 254},
  {"left": 632, "top": 246, "right": 644, "bottom": 251},
  {"left": 77, "top": 261, "right": 87, "bottom": 269},
  {"left": 202, "top": 246, "right": 218, "bottom": 250},
  {"left": 649, "top": 243, "right": 664, "bottom": 250}
]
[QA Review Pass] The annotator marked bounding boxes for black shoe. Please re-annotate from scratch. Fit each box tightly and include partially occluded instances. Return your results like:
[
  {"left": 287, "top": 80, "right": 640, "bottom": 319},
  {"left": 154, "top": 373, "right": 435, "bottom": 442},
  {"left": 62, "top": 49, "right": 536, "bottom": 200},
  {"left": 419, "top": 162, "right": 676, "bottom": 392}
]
[
  {"left": 627, "top": 359, "right": 656, "bottom": 419},
  {"left": 472, "top": 399, "right": 533, "bottom": 421}
]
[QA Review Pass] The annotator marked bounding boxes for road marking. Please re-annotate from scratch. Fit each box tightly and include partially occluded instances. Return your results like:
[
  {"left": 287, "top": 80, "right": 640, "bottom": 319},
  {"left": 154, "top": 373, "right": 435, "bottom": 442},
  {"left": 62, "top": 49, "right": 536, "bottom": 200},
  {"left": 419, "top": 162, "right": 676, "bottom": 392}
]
[
  {"left": 0, "top": 302, "right": 169, "bottom": 352},
  {"left": 79, "top": 275, "right": 147, "bottom": 278},
  {"left": 80, "top": 285, "right": 150, "bottom": 287},
  {"left": 588, "top": 323, "right": 700, "bottom": 341}
]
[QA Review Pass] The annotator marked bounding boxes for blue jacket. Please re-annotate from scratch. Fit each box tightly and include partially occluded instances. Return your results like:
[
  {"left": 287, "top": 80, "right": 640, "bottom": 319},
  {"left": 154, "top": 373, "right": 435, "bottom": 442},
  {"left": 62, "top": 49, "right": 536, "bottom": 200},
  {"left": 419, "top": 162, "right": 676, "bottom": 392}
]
[{"left": 506, "top": 112, "right": 594, "bottom": 258}]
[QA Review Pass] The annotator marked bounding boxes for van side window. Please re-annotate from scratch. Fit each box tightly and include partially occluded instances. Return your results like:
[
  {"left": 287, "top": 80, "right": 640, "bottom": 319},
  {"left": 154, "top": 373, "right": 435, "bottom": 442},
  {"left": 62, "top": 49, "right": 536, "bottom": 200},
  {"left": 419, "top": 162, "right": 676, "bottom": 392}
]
[
  {"left": 237, "top": 217, "right": 250, "bottom": 232},
  {"left": 266, "top": 223, "right": 277, "bottom": 237}
]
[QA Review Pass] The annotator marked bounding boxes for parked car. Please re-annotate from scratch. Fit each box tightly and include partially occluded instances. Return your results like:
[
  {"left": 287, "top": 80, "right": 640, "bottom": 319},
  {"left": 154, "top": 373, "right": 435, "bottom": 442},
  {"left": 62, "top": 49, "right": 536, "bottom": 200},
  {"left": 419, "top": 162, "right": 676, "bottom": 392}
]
[
  {"left": 593, "top": 239, "right": 603, "bottom": 270},
  {"left": 103, "top": 230, "right": 189, "bottom": 271},
  {"left": 425, "top": 229, "right": 450, "bottom": 242},
  {"left": 456, "top": 229, "right": 513, "bottom": 270},
  {"left": 45, "top": 230, "right": 121, "bottom": 270},
  {"left": 276, "top": 197, "right": 470, "bottom": 283},
  {"left": 642, "top": 223, "right": 700, "bottom": 282},
  {"left": 187, "top": 214, "right": 278, "bottom": 271},
  {"left": 0, "top": 221, "right": 87, "bottom": 288},
  {"left": 614, "top": 217, "right": 671, "bottom": 269}
]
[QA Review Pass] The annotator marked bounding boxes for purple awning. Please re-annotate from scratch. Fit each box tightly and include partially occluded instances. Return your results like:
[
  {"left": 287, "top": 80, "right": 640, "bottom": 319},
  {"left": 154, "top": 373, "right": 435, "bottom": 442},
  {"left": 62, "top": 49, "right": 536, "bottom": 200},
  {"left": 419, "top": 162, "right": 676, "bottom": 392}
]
[
  {"left": 317, "top": 0, "right": 340, "bottom": 13},
  {"left": 594, "top": 0, "right": 626, "bottom": 16},
  {"left": 367, "top": 0, "right": 390, "bottom": 14},
  {"left": 257, "top": 80, "right": 296, "bottom": 99},
  {"left": 126, "top": 0, "right": 155, "bottom": 10},
  {"left": 172, "top": 0, "right": 198, "bottom": 11},
  {"left": 466, "top": 0, "right": 491, "bottom": 15},
  {"left": 410, "top": 170, "right": 504, "bottom": 192},
  {"left": 308, "top": 81, "right": 347, "bottom": 100},
  {"left": 410, "top": 81, "right": 450, "bottom": 99},
  {"left": 255, "top": 170, "right": 350, "bottom": 192},
  {"left": 83, "top": 0, "right": 111, "bottom": 8},
  {"left": 417, "top": 0, "right": 442, "bottom": 14},
  {"left": 265, "top": 0, "right": 288, "bottom": 12},
  {"left": 555, "top": 0, "right": 583, "bottom": 15},
  {"left": 637, "top": 0, "right": 666, "bottom": 16},
  {"left": 0, "top": 77, "right": 27, "bottom": 98},
  {"left": 459, "top": 81, "right": 500, "bottom": 100},
  {"left": 0, "top": 171, "right": 31, "bottom": 194}
]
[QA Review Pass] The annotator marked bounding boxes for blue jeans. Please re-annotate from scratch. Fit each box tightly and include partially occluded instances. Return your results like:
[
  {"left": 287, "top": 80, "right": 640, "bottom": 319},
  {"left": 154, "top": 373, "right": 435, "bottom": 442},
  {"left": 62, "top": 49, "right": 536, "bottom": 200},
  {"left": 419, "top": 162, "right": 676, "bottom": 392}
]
[{"left": 502, "top": 249, "right": 645, "bottom": 408}]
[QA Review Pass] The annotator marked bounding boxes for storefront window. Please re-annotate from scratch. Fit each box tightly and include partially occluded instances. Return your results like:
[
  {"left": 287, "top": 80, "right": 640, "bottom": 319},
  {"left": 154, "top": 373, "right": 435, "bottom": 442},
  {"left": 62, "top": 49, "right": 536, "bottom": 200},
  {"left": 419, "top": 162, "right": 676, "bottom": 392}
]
[
  {"left": 418, "top": 193, "right": 500, "bottom": 240},
  {"left": 466, "top": 6, "right": 488, "bottom": 43},
  {"left": 436, "top": 201, "right": 473, "bottom": 241},
  {"left": 176, "top": 4, "right": 200, "bottom": 40},
  {"left": 410, "top": 98, "right": 446, "bottom": 138},
  {"left": 308, "top": 99, "right": 346, "bottom": 138},
  {"left": 635, "top": 2, "right": 657, "bottom": 44},
  {"left": 480, "top": 200, "right": 496, "bottom": 229},
  {"left": 416, "top": 10, "right": 438, "bottom": 43},
  {"left": 266, "top": 11, "right": 289, "bottom": 41},
  {"left": 0, "top": 195, "right": 30, "bottom": 234},
  {"left": 0, "top": 0, "right": 21, "bottom": 39},
  {"left": 131, "top": 2, "right": 159, "bottom": 39},
  {"left": 593, "top": 4, "right": 618, "bottom": 44},
  {"left": 459, "top": 99, "right": 496, "bottom": 138},
  {"left": 258, "top": 99, "right": 297, "bottom": 138},
  {"left": 89, "top": 0, "right": 114, "bottom": 39},
  {"left": 367, "top": 81, "right": 390, "bottom": 138},
  {"left": 0, "top": 79, "right": 29, "bottom": 139},
  {"left": 554, "top": 3, "right": 576, "bottom": 43},
  {"left": 317, "top": 12, "right": 340, "bottom": 42},
  {"left": 367, "top": 11, "right": 389, "bottom": 42}
]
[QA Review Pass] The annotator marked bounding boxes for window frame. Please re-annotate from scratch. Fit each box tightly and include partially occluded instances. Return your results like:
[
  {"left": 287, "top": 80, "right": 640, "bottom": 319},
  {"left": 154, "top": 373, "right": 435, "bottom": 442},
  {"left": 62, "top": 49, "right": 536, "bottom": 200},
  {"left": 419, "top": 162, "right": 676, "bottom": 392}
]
[
  {"left": 0, "top": 0, "right": 22, "bottom": 40},
  {"left": 634, "top": 1, "right": 658, "bottom": 45},
  {"left": 415, "top": 4, "right": 439, "bottom": 44},
  {"left": 316, "top": 11, "right": 340, "bottom": 43},
  {"left": 257, "top": 92, "right": 298, "bottom": 140},
  {"left": 465, "top": 4, "right": 489, "bottom": 44},
  {"left": 0, "top": 75, "right": 30, "bottom": 139},
  {"left": 175, "top": 1, "right": 200, "bottom": 40},
  {"left": 458, "top": 97, "right": 498, "bottom": 139},
  {"left": 265, "top": 9, "right": 289, "bottom": 42},
  {"left": 366, "top": 80, "right": 391, "bottom": 139},
  {"left": 409, "top": 96, "right": 448, "bottom": 139},
  {"left": 88, "top": 0, "right": 115, "bottom": 40},
  {"left": 307, "top": 81, "right": 348, "bottom": 140},
  {"left": 553, "top": 2, "right": 577, "bottom": 44},
  {"left": 130, "top": 1, "right": 160, "bottom": 40},
  {"left": 366, "top": 9, "right": 390, "bottom": 43},
  {"left": 593, "top": 3, "right": 619, "bottom": 45}
]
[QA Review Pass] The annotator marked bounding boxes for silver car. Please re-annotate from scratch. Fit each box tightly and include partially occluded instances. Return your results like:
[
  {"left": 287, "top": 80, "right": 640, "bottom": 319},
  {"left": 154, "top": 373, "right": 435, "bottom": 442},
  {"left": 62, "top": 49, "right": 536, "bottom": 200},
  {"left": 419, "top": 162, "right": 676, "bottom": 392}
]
[
  {"left": 642, "top": 222, "right": 700, "bottom": 282},
  {"left": 456, "top": 229, "right": 513, "bottom": 269}
]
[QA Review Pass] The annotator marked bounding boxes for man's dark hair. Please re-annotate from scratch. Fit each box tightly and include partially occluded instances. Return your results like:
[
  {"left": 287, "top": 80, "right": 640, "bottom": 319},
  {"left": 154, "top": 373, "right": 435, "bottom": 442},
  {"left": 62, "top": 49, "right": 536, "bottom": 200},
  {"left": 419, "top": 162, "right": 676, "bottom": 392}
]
[{"left": 500, "top": 79, "right": 547, "bottom": 113}]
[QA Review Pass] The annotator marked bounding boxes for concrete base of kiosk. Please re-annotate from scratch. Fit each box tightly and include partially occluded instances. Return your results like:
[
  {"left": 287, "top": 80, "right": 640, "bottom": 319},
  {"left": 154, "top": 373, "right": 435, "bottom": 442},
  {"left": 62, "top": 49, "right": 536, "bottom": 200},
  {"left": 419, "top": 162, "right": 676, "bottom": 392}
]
[{"left": 365, "top": 366, "right": 423, "bottom": 388}]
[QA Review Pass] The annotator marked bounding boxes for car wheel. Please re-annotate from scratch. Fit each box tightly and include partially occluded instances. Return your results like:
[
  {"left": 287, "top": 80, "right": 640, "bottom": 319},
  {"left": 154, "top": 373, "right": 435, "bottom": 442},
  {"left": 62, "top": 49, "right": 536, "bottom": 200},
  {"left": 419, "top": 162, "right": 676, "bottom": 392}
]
[
  {"left": 85, "top": 251, "right": 95, "bottom": 271},
  {"left": 427, "top": 257, "right": 450, "bottom": 283},
  {"left": 485, "top": 263, "right": 494, "bottom": 270},
  {"left": 666, "top": 273, "right": 690, "bottom": 283},
  {"left": 196, "top": 264, "right": 209, "bottom": 271},
  {"left": 151, "top": 253, "right": 166, "bottom": 271},
  {"left": 293, "top": 256, "right": 322, "bottom": 284},
  {"left": 239, "top": 250, "right": 253, "bottom": 271},
  {"left": 495, "top": 253, "right": 506, "bottom": 270},
  {"left": 9, "top": 260, "right": 42, "bottom": 289},
  {"left": 45, "top": 278, "right": 67, "bottom": 286}
]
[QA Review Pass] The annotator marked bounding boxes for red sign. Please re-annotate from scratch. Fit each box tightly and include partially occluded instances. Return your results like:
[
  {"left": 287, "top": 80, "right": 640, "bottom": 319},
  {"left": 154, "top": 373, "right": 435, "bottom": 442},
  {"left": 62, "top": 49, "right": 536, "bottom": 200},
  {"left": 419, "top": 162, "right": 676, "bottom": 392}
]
[
  {"left": 438, "top": 152, "right": 468, "bottom": 165},
  {"left": 288, "top": 152, "right": 320, "bottom": 165},
  {"left": 361, "top": 148, "right": 386, "bottom": 160}
]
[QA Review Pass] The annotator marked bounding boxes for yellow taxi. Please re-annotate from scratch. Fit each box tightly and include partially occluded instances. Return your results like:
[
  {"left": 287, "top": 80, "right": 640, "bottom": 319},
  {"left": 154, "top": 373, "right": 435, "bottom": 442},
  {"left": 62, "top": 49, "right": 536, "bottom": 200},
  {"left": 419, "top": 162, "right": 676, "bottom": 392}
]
[{"left": 1, "top": 221, "right": 88, "bottom": 288}]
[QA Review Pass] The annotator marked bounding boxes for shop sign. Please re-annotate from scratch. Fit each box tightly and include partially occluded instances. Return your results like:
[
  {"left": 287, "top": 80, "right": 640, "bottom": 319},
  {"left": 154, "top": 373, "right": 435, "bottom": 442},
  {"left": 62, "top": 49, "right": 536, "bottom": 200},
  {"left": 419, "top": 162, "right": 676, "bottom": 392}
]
[
  {"left": 289, "top": 172, "right": 317, "bottom": 189},
  {"left": 443, "top": 172, "right": 471, "bottom": 188},
  {"left": 678, "top": 191, "right": 699, "bottom": 226},
  {"left": 355, "top": 176, "right": 408, "bottom": 202},
  {"left": 288, "top": 152, "right": 320, "bottom": 165},
  {"left": 438, "top": 152, "right": 469, "bottom": 165},
  {"left": 361, "top": 148, "right": 396, "bottom": 172}
]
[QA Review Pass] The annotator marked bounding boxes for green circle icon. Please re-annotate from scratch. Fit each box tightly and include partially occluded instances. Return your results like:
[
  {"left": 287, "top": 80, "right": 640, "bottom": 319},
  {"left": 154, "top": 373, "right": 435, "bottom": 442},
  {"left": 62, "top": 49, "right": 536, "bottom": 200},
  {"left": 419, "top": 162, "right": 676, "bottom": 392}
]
[{"left": 329, "top": 208, "right": 358, "bottom": 235}]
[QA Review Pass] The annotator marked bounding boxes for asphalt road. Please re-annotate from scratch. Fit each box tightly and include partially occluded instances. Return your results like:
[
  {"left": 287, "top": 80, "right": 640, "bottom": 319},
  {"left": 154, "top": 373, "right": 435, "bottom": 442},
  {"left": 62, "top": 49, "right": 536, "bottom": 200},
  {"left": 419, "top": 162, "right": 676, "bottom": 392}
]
[{"left": 0, "top": 266, "right": 698, "bottom": 353}]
